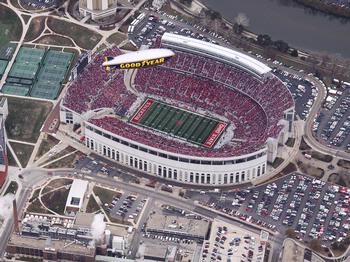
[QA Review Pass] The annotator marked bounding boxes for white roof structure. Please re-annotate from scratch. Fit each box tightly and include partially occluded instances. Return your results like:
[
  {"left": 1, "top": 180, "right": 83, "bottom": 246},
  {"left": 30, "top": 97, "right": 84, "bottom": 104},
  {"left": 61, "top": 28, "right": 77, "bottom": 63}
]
[
  {"left": 102, "top": 48, "right": 175, "bottom": 66},
  {"left": 65, "top": 179, "right": 89, "bottom": 211},
  {"left": 161, "top": 33, "right": 271, "bottom": 77}
]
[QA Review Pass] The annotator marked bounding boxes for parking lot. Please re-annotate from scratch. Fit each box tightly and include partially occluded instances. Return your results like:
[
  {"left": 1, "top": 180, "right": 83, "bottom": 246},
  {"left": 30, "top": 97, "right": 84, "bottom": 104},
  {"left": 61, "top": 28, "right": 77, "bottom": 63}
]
[
  {"left": 108, "top": 194, "right": 146, "bottom": 224},
  {"left": 273, "top": 69, "right": 316, "bottom": 120},
  {"left": 128, "top": 12, "right": 228, "bottom": 48},
  {"left": 186, "top": 173, "right": 350, "bottom": 246},
  {"left": 201, "top": 220, "right": 266, "bottom": 262},
  {"left": 20, "top": 0, "right": 58, "bottom": 9},
  {"left": 314, "top": 83, "right": 350, "bottom": 150}
]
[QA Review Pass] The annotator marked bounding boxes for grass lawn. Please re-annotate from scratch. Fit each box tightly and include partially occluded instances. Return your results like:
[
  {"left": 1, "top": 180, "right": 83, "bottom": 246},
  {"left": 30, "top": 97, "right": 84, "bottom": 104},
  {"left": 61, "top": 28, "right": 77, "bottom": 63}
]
[
  {"left": 121, "top": 41, "right": 138, "bottom": 51},
  {"left": 106, "top": 32, "right": 127, "bottom": 45},
  {"left": 5, "top": 97, "right": 52, "bottom": 143},
  {"left": 47, "top": 17, "right": 102, "bottom": 50},
  {"left": 310, "top": 151, "right": 333, "bottom": 162},
  {"left": 7, "top": 149, "right": 18, "bottom": 167},
  {"left": 272, "top": 157, "right": 284, "bottom": 168},
  {"left": 41, "top": 187, "right": 70, "bottom": 215},
  {"left": 10, "top": 142, "right": 34, "bottom": 168},
  {"left": 86, "top": 195, "right": 100, "bottom": 213},
  {"left": 24, "top": 16, "right": 46, "bottom": 42},
  {"left": 297, "top": 161, "right": 324, "bottom": 179},
  {"left": 26, "top": 199, "right": 53, "bottom": 214},
  {"left": 45, "top": 152, "right": 82, "bottom": 169},
  {"left": 46, "top": 178, "right": 73, "bottom": 188},
  {"left": 299, "top": 137, "right": 311, "bottom": 151},
  {"left": 42, "top": 178, "right": 72, "bottom": 195},
  {"left": 21, "top": 14, "right": 31, "bottom": 24},
  {"left": 35, "top": 135, "right": 59, "bottom": 161},
  {"left": 4, "top": 181, "right": 18, "bottom": 195},
  {"left": 34, "top": 35, "right": 75, "bottom": 47},
  {"left": 40, "top": 146, "right": 76, "bottom": 166},
  {"left": 328, "top": 173, "right": 348, "bottom": 187},
  {"left": 93, "top": 186, "right": 121, "bottom": 206},
  {"left": 0, "top": 5, "right": 22, "bottom": 46},
  {"left": 285, "top": 138, "right": 295, "bottom": 147},
  {"left": 29, "top": 188, "right": 40, "bottom": 202},
  {"left": 337, "top": 159, "right": 350, "bottom": 169}
]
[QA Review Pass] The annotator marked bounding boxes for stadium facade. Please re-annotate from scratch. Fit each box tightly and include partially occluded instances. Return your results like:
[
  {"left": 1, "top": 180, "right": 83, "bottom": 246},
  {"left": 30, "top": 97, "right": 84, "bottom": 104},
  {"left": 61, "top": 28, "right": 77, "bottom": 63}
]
[
  {"left": 0, "top": 98, "right": 9, "bottom": 189},
  {"left": 60, "top": 33, "right": 294, "bottom": 186}
]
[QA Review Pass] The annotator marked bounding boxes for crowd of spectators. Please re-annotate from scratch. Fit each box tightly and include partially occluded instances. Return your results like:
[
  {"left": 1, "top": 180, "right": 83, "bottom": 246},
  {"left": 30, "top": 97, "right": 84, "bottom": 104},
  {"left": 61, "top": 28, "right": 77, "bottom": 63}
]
[
  {"left": 64, "top": 45, "right": 294, "bottom": 158},
  {"left": 63, "top": 46, "right": 136, "bottom": 117}
]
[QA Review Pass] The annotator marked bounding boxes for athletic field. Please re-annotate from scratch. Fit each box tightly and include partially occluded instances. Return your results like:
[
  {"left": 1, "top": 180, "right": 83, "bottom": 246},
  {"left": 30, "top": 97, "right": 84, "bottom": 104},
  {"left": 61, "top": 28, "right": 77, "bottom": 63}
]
[{"left": 130, "top": 99, "right": 227, "bottom": 148}]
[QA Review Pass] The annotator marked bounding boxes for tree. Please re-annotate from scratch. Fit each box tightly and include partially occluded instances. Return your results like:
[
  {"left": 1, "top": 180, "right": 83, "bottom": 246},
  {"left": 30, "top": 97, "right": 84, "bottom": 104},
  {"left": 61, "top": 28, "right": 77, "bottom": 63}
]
[
  {"left": 290, "top": 49, "right": 298, "bottom": 57},
  {"left": 179, "top": 0, "right": 193, "bottom": 6},
  {"left": 257, "top": 34, "right": 272, "bottom": 47},
  {"left": 285, "top": 228, "right": 297, "bottom": 239},
  {"left": 233, "top": 23, "right": 244, "bottom": 35},
  {"left": 206, "top": 9, "right": 222, "bottom": 20},
  {"left": 309, "top": 239, "right": 322, "bottom": 252},
  {"left": 274, "top": 40, "right": 289, "bottom": 53},
  {"left": 234, "top": 13, "right": 249, "bottom": 27}
]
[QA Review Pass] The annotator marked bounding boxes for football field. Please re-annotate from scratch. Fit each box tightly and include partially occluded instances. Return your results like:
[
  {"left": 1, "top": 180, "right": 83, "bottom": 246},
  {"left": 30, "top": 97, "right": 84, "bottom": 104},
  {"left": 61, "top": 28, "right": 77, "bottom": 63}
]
[{"left": 130, "top": 99, "right": 227, "bottom": 148}]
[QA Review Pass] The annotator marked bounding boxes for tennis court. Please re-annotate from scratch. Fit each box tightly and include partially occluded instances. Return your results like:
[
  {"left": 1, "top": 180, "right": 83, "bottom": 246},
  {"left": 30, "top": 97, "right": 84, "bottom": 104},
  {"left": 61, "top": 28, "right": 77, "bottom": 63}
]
[
  {"left": 30, "top": 50, "right": 73, "bottom": 99},
  {"left": 3, "top": 47, "right": 74, "bottom": 99},
  {"left": 0, "top": 60, "right": 8, "bottom": 77}
]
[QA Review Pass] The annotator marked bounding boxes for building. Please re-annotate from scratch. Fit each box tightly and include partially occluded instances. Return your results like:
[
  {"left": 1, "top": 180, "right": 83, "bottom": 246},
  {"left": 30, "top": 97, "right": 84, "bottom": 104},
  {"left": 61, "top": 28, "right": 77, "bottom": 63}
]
[
  {"left": 112, "top": 236, "right": 127, "bottom": 254},
  {"left": 79, "top": 0, "right": 118, "bottom": 21},
  {"left": 60, "top": 33, "right": 294, "bottom": 186},
  {"left": 152, "top": 0, "right": 166, "bottom": 10},
  {"left": 146, "top": 211, "right": 210, "bottom": 241},
  {"left": 6, "top": 234, "right": 96, "bottom": 262},
  {"left": 0, "top": 97, "right": 8, "bottom": 190},
  {"left": 64, "top": 179, "right": 89, "bottom": 215},
  {"left": 143, "top": 244, "right": 168, "bottom": 261}
]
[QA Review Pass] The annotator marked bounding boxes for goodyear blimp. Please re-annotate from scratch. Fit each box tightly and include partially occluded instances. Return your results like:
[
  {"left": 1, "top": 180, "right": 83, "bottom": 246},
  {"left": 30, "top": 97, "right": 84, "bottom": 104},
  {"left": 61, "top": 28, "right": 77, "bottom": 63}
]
[{"left": 103, "top": 48, "right": 175, "bottom": 71}]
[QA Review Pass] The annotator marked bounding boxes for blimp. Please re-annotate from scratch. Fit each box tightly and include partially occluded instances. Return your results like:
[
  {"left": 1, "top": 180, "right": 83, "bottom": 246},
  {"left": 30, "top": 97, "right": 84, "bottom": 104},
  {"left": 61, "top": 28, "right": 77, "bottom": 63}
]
[{"left": 103, "top": 48, "right": 175, "bottom": 71}]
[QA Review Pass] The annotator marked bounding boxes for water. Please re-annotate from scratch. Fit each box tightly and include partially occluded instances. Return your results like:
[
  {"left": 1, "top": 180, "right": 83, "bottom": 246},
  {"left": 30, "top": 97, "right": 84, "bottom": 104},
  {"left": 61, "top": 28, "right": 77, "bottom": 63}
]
[{"left": 202, "top": 0, "right": 350, "bottom": 58}]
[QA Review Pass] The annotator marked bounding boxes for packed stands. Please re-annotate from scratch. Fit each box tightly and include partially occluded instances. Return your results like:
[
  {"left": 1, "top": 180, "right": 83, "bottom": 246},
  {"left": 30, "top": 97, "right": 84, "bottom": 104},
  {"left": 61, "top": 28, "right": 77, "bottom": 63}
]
[
  {"left": 64, "top": 46, "right": 137, "bottom": 117},
  {"left": 63, "top": 45, "right": 293, "bottom": 157}
]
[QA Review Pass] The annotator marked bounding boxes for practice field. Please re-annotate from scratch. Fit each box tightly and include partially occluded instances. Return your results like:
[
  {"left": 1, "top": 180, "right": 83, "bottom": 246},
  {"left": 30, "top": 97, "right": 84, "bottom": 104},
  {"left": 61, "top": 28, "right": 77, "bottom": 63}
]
[{"left": 130, "top": 99, "right": 227, "bottom": 148}]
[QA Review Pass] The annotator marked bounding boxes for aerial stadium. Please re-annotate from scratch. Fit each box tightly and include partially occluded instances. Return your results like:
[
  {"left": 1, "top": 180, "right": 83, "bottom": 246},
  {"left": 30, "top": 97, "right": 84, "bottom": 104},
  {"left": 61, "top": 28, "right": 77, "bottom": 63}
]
[{"left": 60, "top": 33, "right": 295, "bottom": 186}]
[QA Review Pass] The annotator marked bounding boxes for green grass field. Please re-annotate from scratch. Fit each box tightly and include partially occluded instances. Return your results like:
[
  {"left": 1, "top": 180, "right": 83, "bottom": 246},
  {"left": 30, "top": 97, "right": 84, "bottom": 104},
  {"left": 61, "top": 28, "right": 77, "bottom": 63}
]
[
  {"left": 0, "top": 5, "right": 22, "bottom": 46},
  {"left": 47, "top": 17, "right": 102, "bottom": 50},
  {"left": 130, "top": 99, "right": 226, "bottom": 147},
  {"left": 5, "top": 97, "right": 53, "bottom": 143}
]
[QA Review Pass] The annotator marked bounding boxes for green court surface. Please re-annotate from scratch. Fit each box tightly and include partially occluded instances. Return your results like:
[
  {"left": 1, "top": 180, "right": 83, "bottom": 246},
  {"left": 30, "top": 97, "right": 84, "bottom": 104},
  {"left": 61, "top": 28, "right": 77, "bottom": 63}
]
[
  {"left": 0, "top": 60, "right": 8, "bottom": 77},
  {"left": 2, "top": 84, "right": 30, "bottom": 96},
  {"left": 8, "top": 61, "right": 39, "bottom": 79},
  {"left": 130, "top": 99, "right": 226, "bottom": 147},
  {"left": 0, "top": 43, "right": 17, "bottom": 60},
  {"left": 3, "top": 47, "right": 74, "bottom": 99},
  {"left": 16, "top": 47, "right": 45, "bottom": 63}
]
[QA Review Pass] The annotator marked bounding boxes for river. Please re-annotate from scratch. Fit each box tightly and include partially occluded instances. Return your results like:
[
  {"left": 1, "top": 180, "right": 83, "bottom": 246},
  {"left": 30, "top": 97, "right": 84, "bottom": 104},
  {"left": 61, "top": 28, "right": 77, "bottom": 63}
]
[{"left": 202, "top": 0, "right": 350, "bottom": 58}]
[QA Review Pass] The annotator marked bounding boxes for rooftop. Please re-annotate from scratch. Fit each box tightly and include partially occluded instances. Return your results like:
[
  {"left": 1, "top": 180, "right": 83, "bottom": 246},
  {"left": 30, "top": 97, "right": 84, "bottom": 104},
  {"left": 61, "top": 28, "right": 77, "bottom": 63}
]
[
  {"left": 65, "top": 179, "right": 89, "bottom": 209},
  {"left": 146, "top": 212, "right": 209, "bottom": 238},
  {"left": 8, "top": 234, "right": 96, "bottom": 256},
  {"left": 162, "top": 32, "right": 271, "bottom": 76}
]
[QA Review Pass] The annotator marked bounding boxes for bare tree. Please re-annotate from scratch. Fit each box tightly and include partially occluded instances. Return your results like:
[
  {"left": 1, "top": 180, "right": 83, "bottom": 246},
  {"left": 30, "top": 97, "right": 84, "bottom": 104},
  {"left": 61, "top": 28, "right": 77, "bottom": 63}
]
[{"left": 234, "top": 13, "right": 250, "bottom": 27}]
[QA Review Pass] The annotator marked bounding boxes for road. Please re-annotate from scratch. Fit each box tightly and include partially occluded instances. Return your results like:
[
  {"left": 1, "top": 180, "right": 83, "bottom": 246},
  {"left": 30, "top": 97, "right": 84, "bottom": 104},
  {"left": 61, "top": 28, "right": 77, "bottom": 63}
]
[
  {"left": 303, "top": 76, "right": 350, "bottom": 161},
  {"left": 127, "top": 198, "right": 154, "bottom": 258}
]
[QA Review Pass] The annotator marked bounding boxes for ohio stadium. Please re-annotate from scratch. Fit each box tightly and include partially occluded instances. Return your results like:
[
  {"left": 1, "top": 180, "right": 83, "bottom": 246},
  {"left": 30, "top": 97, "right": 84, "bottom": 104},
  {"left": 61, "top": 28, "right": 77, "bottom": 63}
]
[{"left": 60, "top": 33, "right": 295, "bottom": 186}]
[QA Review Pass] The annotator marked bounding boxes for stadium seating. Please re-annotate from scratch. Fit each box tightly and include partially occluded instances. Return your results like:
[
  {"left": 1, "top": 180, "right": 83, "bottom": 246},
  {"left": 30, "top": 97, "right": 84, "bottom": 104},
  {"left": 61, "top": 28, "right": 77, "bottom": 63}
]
[
  {"left": 64, "top": 46, "right": 136, "bottom": 117},
  {"left": 64, "top": 45, "right": 294, "bottom": 157}
]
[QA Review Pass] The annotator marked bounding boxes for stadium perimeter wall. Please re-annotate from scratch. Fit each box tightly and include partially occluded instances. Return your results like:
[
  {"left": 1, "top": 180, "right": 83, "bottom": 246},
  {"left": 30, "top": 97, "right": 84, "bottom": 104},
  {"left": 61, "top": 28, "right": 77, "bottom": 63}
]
[{"left": 82, "top": 120, "right": 268, "bottom": 186}]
